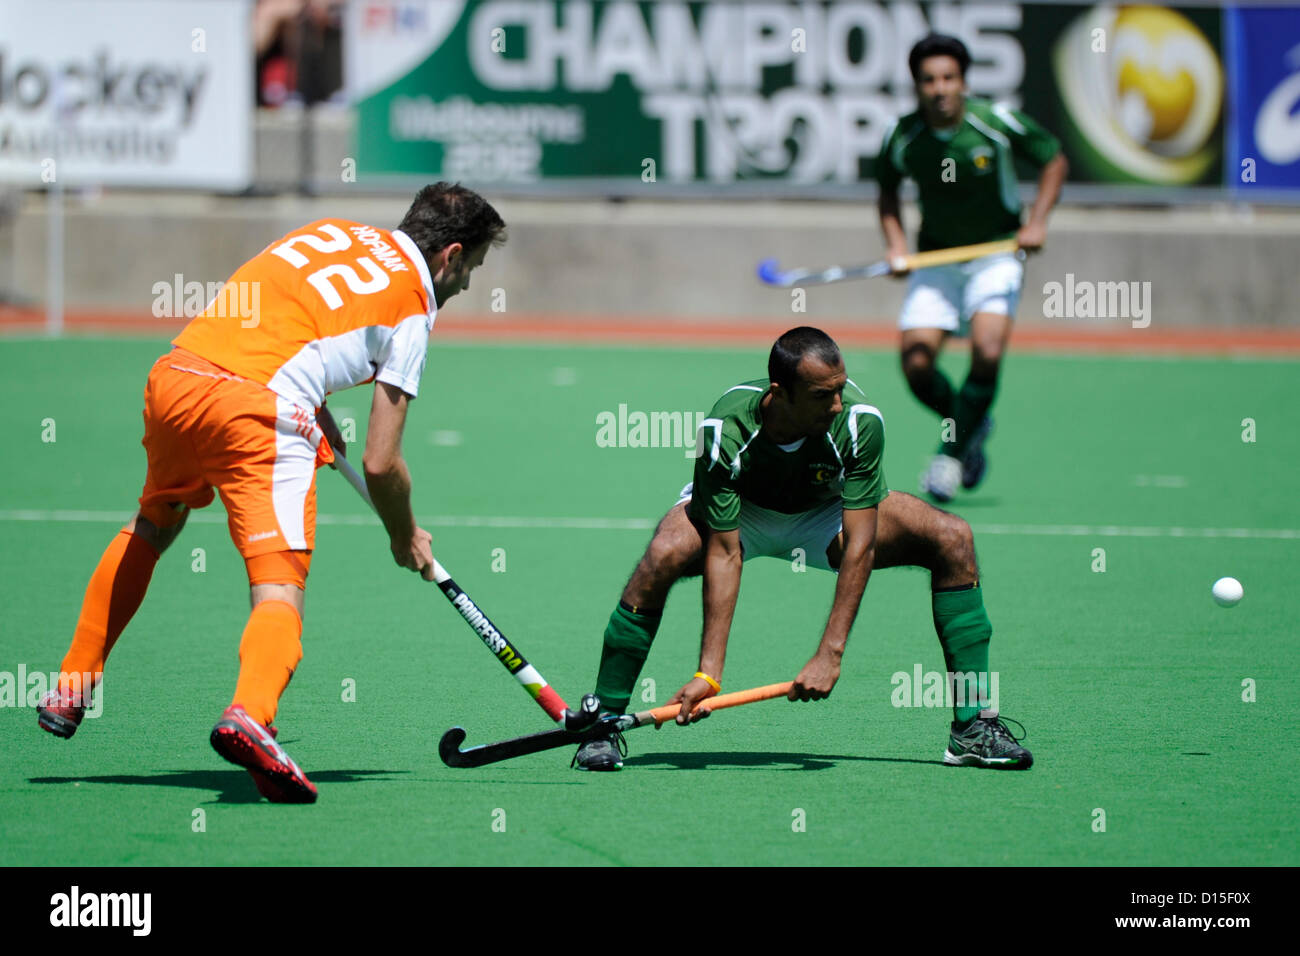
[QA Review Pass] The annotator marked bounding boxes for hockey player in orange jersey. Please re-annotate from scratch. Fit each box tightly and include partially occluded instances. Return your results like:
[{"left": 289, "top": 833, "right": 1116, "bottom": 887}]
[{"left": 37, "top": 183, "right": 506, "bottom": 803}]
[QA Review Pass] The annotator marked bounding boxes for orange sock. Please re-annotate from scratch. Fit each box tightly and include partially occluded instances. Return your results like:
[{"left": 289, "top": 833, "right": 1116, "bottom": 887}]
[
  {"left": 59, "top": 528, "right": 159, "bottom": 687},
  {"left": 231, "top": 600, "right": 303, "bottom": 726}
]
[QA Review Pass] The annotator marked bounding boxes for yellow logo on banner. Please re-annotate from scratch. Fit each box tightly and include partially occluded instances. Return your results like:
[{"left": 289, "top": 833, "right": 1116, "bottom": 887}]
[{"left": 1054, "top": 5, "right": 1223, "bottom": 185}]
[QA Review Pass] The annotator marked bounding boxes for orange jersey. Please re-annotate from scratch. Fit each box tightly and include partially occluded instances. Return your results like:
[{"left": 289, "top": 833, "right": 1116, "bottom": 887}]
[{"left": 173, "top": 219, "right": 437, "bottom": 409}]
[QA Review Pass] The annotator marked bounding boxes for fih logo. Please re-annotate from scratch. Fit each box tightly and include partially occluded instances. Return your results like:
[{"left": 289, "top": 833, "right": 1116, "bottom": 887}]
[{"left": 1054, "top": 5, "right": 1223, "bottom": 185}]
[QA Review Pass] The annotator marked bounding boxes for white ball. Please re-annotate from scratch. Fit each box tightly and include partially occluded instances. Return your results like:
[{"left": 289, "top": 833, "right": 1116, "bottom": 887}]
[{"left": 1212, "top": 577, "right": 1243, "bottom": 607}]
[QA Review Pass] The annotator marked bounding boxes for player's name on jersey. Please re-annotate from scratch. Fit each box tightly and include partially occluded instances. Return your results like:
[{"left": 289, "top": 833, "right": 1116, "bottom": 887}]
[
  {"left": 595, "top": 404, "right": 708, "bottom": 457},
  {"left": 348, "top": 224, "right": 409, "bottom": 274}
]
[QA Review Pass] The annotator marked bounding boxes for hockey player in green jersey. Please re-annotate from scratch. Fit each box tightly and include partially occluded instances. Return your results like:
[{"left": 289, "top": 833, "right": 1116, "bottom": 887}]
[
  {"left": 574, "top": 327, "right": 1032, "bottom": 772},
  {"left": 878, "top": 34, "right": 1069, "bottom": 502}
]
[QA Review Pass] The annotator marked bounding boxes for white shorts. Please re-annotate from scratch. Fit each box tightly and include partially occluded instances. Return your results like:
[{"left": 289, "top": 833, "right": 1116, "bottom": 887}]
[
  {"left": 898, "top": 251, "right": 1024, "bottom": 336},
  {"left": 678, "top": 484, "right": 842, "bottom": 572}
]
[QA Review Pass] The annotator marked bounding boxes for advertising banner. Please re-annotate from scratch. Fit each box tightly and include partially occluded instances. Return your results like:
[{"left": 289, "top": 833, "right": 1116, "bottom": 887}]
[
  {"left": 348, "top": 1, "right": 1296, "bottom": 198},
  {"left": 0, "top": 0, "right": 253, "bottom": 190},
  {"left": 1225, "top": 5, "right": 1300, "bottom": 192},
  {"left": 347, "top": 0, "right": 1028, "bottom": 183},
  {"left": 1026, "top": 3, "right": 1224, "bottom": 187}
]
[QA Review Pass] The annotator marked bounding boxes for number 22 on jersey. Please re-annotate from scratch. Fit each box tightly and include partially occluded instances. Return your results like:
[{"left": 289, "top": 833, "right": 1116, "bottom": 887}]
[{"left": 270, "top": 223, "right": 390, "bottom": 310}]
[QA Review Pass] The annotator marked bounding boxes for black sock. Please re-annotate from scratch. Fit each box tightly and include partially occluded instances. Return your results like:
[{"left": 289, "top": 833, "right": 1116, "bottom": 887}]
[
  {"left": 947, "top": 371, "right": 998, "bottom": 458},
  {"left": 909, "top": 366, "right": 956, "bottom": 419}
]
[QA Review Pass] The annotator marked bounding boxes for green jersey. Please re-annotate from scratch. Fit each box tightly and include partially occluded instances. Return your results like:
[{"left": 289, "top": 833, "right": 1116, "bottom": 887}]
[
  {"left": 689, "top": 378, "right": 888, "bottom": 532},
  {"left": 876, "top": 97, "right": 1060, "bottom": 251}
]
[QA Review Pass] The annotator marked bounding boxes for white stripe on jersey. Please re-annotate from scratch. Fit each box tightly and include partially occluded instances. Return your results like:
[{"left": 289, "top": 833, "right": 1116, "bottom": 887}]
[
  {"left": 991, "top": 102, "right": 1027, "bottom": 135},
  {"left": 271, "top": 396, "right": 319, "bottom": 550},
  {"left": 847, "top": 404, "right": 884, "bottom": 458},
  {"left": 963, "top": 112, "right": 1021, "bottom": 214},
  {"left": 701, "top": 418, "right": 724, "bottom": 471},
  {"left": 391, "top": 229, "right": 437, "bottom": 306}
]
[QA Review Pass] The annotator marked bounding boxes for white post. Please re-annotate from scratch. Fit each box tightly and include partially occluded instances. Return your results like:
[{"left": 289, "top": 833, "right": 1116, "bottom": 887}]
[{"left": 46, "top": 73, "right": 67, "bottom": 337}]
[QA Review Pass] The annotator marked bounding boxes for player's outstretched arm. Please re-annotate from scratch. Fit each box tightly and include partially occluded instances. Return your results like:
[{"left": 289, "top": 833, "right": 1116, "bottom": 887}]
[
  {"left": 1018, "top": 152, "right": 1069, "bottom": 251},
  {"left": 671, "top": 527, "right": 742, "bottom": 725},
  {"left": 792, "top": 506, "right": 878, "bottom": 701},
  {"left": 364, "top": 381, "right": 434, "bottom": 580}
]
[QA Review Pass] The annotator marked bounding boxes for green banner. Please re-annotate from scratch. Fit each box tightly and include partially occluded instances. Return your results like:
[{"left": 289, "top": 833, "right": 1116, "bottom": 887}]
[{"left": 348, "top": 1, "right": 1226, "bottom": 188}]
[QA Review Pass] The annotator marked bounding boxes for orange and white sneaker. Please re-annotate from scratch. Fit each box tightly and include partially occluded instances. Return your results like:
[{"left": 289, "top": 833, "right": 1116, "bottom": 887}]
[
  {"left": 37, "top": 687, "right": 89, "bottom": 738},
  {"left": 210, "top": 705, "right": 317, "bottom": 804}
]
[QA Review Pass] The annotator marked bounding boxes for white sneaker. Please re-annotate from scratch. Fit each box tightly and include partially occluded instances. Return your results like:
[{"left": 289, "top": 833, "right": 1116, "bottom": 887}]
[{"left": 920, "top": 454, "right": 962, "bottom": 502}]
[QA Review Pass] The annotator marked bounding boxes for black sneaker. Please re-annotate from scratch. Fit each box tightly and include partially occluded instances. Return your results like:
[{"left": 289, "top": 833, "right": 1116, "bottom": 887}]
[
  {"left": 944, "top": 711, "right": 1032, "bottom": 769},
  {"left": 960, "top": 416, "right": 994, "bottom": 490},
  {"left": 572, "top": 732, "right": 627, "bottom": 772}
]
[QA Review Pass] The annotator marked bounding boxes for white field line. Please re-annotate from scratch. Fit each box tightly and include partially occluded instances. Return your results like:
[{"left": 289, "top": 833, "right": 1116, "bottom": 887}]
[
  {"left": 0, "top": 509, "right": 1298, "bottom": 539},
  {"left": 971, "top": 523, "right": 1300, "bottom": 540}
]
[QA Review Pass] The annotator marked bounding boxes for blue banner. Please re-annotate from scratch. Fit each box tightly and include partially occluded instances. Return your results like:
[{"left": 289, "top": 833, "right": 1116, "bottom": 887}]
[{"left": 1226, "top": 5, "right": 1300, "bottom": 191}]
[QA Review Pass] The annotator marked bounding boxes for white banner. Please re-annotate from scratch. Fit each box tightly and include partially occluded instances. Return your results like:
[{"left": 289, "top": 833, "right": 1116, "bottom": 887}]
[{"left": 0, "top": 0, "right": 253, "bottom": 189}]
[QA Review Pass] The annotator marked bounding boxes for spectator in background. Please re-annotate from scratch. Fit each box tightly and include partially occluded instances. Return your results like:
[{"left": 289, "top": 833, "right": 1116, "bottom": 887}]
[{"left": 254, "top": 0, "right": 344, "bottom": 107}]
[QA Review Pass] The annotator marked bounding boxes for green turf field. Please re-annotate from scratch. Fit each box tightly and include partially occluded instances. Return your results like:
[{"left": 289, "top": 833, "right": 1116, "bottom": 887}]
[{"left": 1, "top": 336, "right": 1297, "bottom": 866}]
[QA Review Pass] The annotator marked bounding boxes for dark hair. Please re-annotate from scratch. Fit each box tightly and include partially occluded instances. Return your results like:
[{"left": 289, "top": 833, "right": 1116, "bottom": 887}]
[
  {"left": 769, "top": 327, "right": 842, "bottom": 389},
  {"left": 397, "top": 183, "right": 507, "bottom": 265},
  {"left": 908, "top": 34, "right": 971, "bottom": 83}
]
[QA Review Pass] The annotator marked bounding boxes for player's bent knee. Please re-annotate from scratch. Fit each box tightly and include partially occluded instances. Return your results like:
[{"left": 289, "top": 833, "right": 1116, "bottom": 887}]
[
  {"left": 245, "top": 551, "right": 311, "bottom": 617},
  {"left": 250, "top": 583, "right": 305, "bottom": 618},
  {"left": 938, "top": 516, "right": 977, "bottom": 573},
  {"left": 971, "top": 345, "right": 1003, "bottom": 375},
  {"left": 646, "top": 535, "right": 697, "bottom": 583},
  {"left": 900, "top": 347, "right": 936, "bottom": 382},
  {"left": 129, "top": 509, "right": 186, "bottom": 555}
]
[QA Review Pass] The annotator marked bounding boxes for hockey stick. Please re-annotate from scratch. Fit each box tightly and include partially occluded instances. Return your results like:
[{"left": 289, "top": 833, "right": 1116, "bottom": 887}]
[
  {"left": 332, "top": 454, "right": 599, "bottom": 732},
  {"left": 756, "top": 238, "right": 1021, "bottom": 287},
  {"left": 439, "top": 681, "right": 795, "bottom": 768}
]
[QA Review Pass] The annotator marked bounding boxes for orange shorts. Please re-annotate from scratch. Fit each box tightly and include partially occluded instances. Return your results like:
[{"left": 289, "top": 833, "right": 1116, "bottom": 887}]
[{"left": 138, "top": 348, "right": 336, "bottom": 573}]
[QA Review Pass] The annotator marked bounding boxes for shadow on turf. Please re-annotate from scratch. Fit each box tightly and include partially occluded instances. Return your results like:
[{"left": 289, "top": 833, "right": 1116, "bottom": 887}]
[
  {"left": 29, "top": 769, "right": 406, "bottom": 804},
  {"left": 624, "top": 751, "right": 944, "bottom": 771}
]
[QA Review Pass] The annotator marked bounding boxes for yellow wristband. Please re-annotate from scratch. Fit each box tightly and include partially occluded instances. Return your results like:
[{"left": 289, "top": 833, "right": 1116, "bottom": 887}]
[{"left": 694, "top": 671, "right": 721, "bottom": 693}]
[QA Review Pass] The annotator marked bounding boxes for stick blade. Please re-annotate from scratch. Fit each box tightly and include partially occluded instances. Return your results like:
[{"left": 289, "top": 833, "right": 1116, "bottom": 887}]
[
  {"left": 756, "top": 258, "right": 786, "bottom": 286},
  {"left": 438, "top": 727, "right": 472, "bottom": 767},
  {"left": 436, "top": 714, "right": 632, "bottom": 769}
]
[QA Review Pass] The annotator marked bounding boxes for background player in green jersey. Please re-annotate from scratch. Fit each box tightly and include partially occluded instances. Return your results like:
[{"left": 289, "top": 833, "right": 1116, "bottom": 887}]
[
  {"left": 575, "top": 327, "right": 1031, "bottom": 772},
  {"left": 877, "top": 34, "right": 1069, "bottom": 502}
]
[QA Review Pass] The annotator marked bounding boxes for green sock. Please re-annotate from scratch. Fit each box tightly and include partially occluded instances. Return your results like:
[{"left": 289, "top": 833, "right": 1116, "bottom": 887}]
[
  {"left": 945, "top": 372, "right": 997, "bottom": 458},
  {"left": 594, "top": 601, "right": 662, "bottom": 715},
  {"left": 910, "top": 366, "right": 956, "bottom": 420},
  {"left": 932, "top": 585, "right": 992, "bottom": 724}
]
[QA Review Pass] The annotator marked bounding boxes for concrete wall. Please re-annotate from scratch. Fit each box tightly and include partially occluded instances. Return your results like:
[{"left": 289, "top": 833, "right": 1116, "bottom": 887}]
[
  {"left": 1, "top": 111, "right": 1295, "bottom": 325},
  {"left": 3, "top": 188, "right": 1297, "bottom": 329}
]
